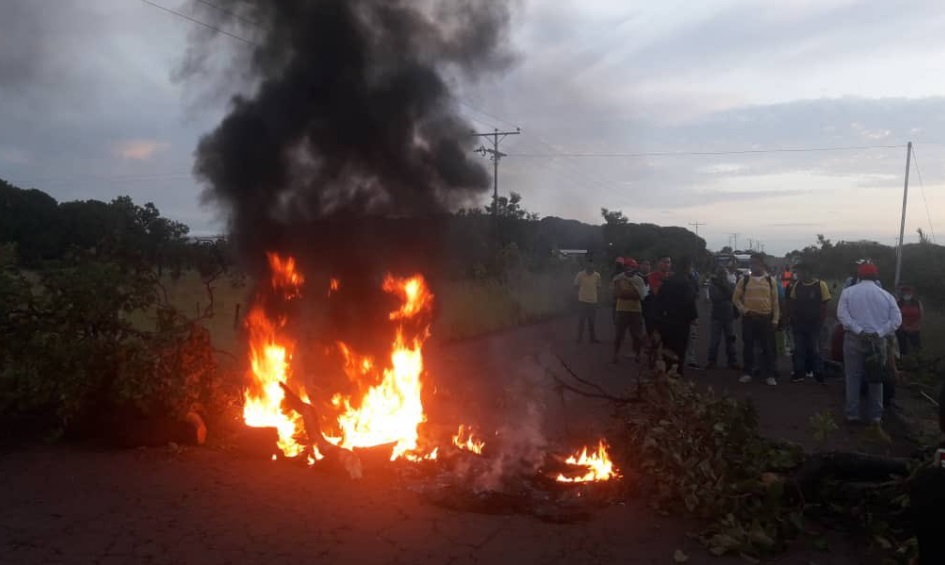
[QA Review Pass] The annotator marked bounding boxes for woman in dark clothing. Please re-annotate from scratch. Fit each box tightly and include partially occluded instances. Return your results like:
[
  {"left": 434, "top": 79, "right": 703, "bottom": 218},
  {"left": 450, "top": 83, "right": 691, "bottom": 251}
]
[
  {"left": 707, "top": 267, "right": 738, "bottom": 369},
  {"left": 656, "top": 257, "right": 699, "bottom": 375}
]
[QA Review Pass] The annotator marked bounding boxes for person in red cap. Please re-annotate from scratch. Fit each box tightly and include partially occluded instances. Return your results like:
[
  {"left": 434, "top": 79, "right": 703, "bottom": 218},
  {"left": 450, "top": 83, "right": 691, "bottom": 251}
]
[
  {"left": 837, "top": 262, "right": 901, "bottom": 431},
  {"left": 612, "top": 257, "right": 647, "bottom": 363}
]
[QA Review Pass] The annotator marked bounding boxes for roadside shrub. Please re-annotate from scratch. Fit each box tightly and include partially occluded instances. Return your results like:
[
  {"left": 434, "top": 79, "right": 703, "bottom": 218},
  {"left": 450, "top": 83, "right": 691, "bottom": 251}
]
[{"left": 0, "top": 247, "right": 238, "bottom": 443}]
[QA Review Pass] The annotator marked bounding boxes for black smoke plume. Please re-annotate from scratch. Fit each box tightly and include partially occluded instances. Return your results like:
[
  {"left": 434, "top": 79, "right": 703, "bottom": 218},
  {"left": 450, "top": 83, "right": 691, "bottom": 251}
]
[{"left": 186, "top": 0, "right": 513, "bottom": 356}]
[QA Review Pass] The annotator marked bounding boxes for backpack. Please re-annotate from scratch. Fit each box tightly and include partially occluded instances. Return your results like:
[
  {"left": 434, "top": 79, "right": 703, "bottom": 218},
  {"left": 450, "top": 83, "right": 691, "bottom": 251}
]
[
  {"left": 738, "top": 273, "right": 774, "bottom": 302},
  {"left": 788, "top": 279, "right": 823, "bottom": 302}
]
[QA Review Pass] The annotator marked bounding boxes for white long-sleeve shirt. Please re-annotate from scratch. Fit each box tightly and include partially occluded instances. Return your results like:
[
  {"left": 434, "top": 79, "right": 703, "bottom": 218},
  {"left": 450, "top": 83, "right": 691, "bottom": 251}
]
[{"left": 837, "top": 281, "right": 902, "bottom": 337}]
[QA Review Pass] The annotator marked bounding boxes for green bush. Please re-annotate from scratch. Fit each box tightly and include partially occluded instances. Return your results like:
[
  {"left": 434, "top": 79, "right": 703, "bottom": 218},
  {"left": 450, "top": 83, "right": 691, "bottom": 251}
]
[{"left": 0, "top": 245, "right": 237, "bottom": 442}]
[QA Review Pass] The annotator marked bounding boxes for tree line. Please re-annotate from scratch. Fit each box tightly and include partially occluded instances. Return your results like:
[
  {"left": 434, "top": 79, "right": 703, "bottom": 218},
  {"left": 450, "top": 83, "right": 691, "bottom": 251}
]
[{"left": 786, "top": 233, "right": 945, "bottom": 306}]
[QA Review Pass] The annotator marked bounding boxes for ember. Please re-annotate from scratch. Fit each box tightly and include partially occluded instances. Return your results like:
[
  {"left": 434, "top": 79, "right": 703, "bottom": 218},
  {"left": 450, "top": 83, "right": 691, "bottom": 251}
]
[
  {"left": 452, "top": 425, "right": 485, "bottom": 455},
  {"left": 555, "top": 442, "right": 617, "bottom": 483}
]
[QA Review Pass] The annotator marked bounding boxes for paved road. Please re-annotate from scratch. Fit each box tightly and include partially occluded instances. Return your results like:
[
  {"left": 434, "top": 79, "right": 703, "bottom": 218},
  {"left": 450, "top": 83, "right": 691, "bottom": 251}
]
[{"left": 1, "top": 314, "right": 903, "bottom": 565}]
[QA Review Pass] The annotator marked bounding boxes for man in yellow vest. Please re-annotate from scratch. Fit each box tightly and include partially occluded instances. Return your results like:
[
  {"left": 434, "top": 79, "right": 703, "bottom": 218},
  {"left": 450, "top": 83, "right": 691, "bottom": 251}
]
[{"left": 733, "top": 253, "right": 780, "bottom": 386}]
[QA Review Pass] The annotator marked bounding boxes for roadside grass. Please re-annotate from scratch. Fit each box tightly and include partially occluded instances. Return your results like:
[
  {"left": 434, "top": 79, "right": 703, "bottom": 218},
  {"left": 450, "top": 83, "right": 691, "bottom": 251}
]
[{"left": 153, "top": 271, "right": 573, "bottom": 355}]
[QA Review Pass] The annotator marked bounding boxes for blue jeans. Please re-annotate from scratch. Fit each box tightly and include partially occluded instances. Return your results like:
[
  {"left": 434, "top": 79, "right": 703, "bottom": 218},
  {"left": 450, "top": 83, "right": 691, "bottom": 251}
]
[
  {"left": 843, "top": 332, "right": 883, "bottom": 423},
  {"left": 708, "top": 318, "right": 737, "bottom": 366},
  {"left": 792, "top": 325, "right": 824, "bottom": 377}
]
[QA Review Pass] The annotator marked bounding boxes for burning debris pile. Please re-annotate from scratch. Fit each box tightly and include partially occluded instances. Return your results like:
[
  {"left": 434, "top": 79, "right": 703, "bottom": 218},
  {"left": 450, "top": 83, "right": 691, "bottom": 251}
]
[
  {"left": 185, "top": 0, "right": 618, "bottom": 518},
  {"left": 237, "top": 252, "right": 617, "bottom": 489}
]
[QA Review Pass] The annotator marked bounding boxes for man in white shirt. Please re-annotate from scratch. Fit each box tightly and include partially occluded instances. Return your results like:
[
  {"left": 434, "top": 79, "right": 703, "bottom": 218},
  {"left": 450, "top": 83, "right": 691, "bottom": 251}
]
[{"left": 836, "top": 262, "right": 901, "bottom": 427}]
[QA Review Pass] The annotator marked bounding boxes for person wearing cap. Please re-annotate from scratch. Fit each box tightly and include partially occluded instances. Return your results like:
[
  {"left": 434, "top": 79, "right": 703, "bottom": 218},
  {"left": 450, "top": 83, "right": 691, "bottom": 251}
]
[
  {"left": 837, "top": 262, "right": 901, "bottom": 428},
  {"left": 574, "top": 257, "right": 602, "bottom": 343},
  {"left": 612, "top": 258, "right": 647, "bottom": 364}
]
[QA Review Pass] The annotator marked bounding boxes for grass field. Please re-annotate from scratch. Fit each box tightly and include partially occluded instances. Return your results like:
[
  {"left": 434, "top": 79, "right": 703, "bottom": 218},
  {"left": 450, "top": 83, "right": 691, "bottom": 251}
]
[{"left": 157, "top": 271, "right": 575, "bottom": 356}]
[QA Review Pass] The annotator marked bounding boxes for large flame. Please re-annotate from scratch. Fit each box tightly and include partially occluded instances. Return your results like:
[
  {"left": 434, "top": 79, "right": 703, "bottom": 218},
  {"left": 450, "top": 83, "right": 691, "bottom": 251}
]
[
  {"left": 242, "top": 257, "right": 435, "bottom": 462},
  {"left": 331, "top": 275, "right": 434, "bottom": 460},
  {"left": 555, "top": 441, "right": 617, "bottom": 483},
  {"left": 242, "top": 253, "right": 308, "bottom": 457}
]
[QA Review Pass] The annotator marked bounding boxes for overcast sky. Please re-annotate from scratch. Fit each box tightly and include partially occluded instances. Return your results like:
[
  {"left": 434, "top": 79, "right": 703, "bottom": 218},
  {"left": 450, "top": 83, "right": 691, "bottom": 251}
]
[{"left": 1, "top": 0, "right": 944, "bottom": 254}]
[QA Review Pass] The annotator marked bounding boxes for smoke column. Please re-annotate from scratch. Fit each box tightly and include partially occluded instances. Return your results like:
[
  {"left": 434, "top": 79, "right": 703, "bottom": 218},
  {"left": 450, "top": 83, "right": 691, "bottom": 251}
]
[
  {"left": 185, "top": 0, "right": 513, "bottom": 355},
  {"left": 188, "top": 0, "right": 511, "bottom": 266}
]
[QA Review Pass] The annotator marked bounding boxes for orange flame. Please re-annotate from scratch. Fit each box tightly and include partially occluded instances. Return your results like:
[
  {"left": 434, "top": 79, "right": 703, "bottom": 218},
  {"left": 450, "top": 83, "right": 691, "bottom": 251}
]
[
  {"left": 331, "top": 275, "right": 435, "bottom": 460},
  {"left": 555, "top": 441, "right": 616, "bottom": 483},
  {"left": 243, "top": 259, "right": 436, "bottom": 463},
  {"left": 328, "top": 278, "right": 340, "bottom": 297},
  {"left": 242, "top": 253, "right": 309, "bottom": 457},
  {"left": 452, "top": 425, "right": 485, "bottom": 455},
  {"left": 267, "top": 253, "right": 304, "bottom": 298}
]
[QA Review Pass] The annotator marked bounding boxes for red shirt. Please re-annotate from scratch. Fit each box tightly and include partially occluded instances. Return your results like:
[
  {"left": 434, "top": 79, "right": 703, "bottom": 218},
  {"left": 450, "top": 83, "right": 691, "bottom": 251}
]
[
  {"left": 899, "top": 300, "right": 923, "bottom": 332},
  {"left": 647, "top": 271, "right": 671, "bottom": 295}
]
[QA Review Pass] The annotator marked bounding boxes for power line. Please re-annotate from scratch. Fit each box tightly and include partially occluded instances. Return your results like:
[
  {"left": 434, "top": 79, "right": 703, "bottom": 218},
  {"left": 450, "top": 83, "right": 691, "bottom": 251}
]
[
  {"left": 911, "top": 145, "right": 936, "bottom": 243},
  {"left": 506, "top": 144, "right": 904, "bottom": 158},
  {"left": 140, "top": 0, "right": 256, "bottom": 45},
  {"left": 8, "top": 172, "right": 193, "bottom": 185},
  {"left": 192, "top": 0, "right": 260, "bottom": 28}
]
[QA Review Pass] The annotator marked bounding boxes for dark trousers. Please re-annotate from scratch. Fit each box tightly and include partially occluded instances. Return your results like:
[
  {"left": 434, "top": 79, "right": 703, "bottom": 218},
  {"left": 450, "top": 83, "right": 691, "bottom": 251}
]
[
  {"left": 742, "top": 314, "right": 776, "bottom": 378},
  {"left": 614, "top": 311, "right": 644, "bottom": 357},
  {"left": 897, "top": 330, "right": 921, "bottom": 356},
  {"left": 708, "top": 318, "right": 737, "bottom": 366},
  {"left": 792, "top": 324, "right": 824, "bottom": 377},
  {"left": 661, "top": 321, "right": 690, "bottom": 373},
  {"left": 577, "top": 301, "right": 597, "bottom": 342}
]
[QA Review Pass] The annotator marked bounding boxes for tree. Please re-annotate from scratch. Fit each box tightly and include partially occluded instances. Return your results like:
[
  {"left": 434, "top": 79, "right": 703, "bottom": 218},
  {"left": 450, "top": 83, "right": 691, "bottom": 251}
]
[
  {"left": 485, "top": 192, "right": 539, "bottom": 221},
  {"left": 601, "top": 208, "right": 629, "bottom": 226}
]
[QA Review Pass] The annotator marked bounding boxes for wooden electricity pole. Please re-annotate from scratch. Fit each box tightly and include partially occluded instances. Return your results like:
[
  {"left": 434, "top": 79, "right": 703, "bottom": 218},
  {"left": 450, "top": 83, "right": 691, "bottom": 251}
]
[{"left": 472, "top": 128, "right": 521, "bottom": 223}]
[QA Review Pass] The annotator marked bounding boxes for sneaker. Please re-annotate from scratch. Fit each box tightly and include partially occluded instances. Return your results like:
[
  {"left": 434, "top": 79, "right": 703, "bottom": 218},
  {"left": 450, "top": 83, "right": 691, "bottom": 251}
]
[
  {"left": 687, "top": 362, "right": 703, "bottom": 370},
  {"left": 790, "top": 374, "right": 804, "bottom": 383},
  {"left": 805, "top": 371, "right": 814, "bottom": 379},
  {"left": 738, "top": 374, "right": 752, "bottom": 384},
  {"left": 765, "top": 377, "right": 778, "bottom": 386}
]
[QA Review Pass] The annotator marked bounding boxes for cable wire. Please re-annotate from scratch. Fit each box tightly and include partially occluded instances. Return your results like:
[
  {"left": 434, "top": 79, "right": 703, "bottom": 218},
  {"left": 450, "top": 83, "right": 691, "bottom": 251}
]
[
  {"left": 507, "top": 144, "right": 904, "bottom": 158},
  {"left": 911, "top": 145, "right": 936, "bottom": 243},
  {"left": 140, "top": 0, "right": 256, "bottom": 45}
]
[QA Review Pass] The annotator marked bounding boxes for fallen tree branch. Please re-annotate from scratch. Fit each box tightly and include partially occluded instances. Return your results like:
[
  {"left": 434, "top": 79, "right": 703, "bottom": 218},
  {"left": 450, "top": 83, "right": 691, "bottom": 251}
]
[{"left": 544, "top": 368, "right": 633, "bottom": 404}]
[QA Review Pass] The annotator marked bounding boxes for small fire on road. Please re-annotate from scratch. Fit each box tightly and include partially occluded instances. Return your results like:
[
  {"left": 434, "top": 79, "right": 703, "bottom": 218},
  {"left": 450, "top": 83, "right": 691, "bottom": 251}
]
[{"left": 555, "top": 441, "right": 617, "bottom": 483}]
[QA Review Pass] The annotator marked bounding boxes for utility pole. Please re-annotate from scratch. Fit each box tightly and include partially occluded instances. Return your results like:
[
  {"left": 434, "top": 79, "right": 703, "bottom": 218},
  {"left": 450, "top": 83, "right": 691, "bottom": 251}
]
[
  {"left": 894, "top": 141, "right": 912, "bottom": 288},
  {"left": 472, "top": 128, "right": 521, "bottom": 222},
  {"left": 688, "top": 221, "right": 705, "bottom": 235},
  {"left": 747, "top": 238, "right": 754, "bottom": 251},
  {"left": 730, "top": 233, "right": 739, "bottom": 251}
]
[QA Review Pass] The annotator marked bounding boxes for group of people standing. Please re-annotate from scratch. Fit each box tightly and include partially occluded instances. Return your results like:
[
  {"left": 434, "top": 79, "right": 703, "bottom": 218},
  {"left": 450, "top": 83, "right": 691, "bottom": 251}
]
[
  {"left": 575, "top": 253, "right": 923, "bottom": 430},
  {"left": 574, "top": 254, "right": 699, "bottom": 373}
]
